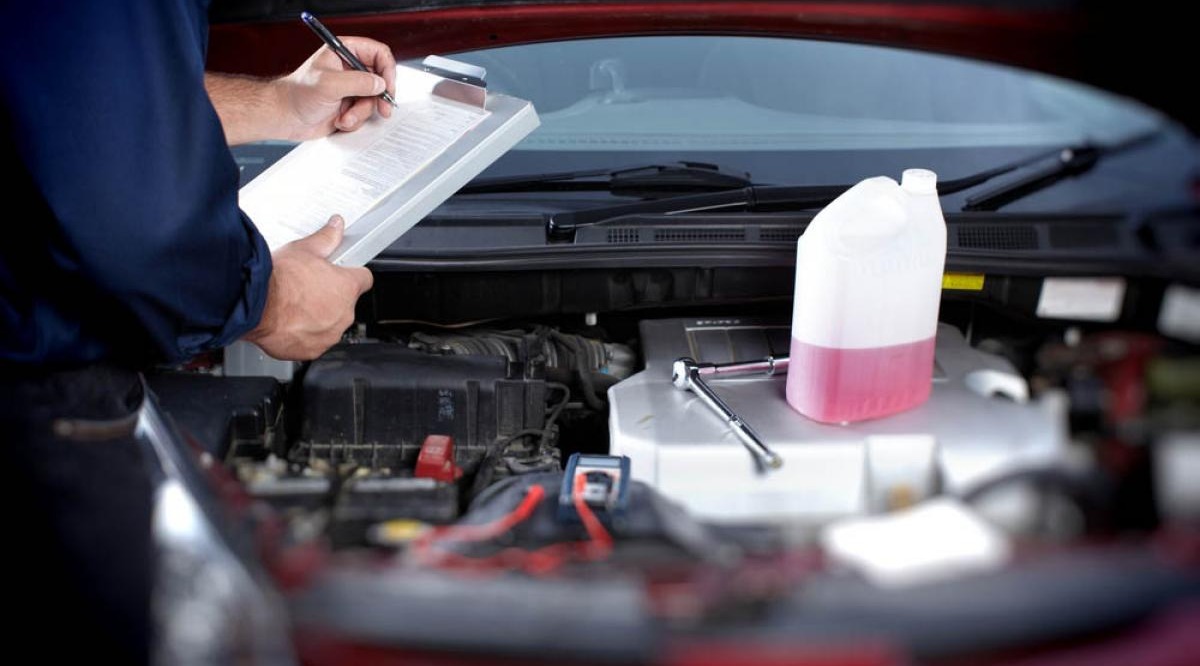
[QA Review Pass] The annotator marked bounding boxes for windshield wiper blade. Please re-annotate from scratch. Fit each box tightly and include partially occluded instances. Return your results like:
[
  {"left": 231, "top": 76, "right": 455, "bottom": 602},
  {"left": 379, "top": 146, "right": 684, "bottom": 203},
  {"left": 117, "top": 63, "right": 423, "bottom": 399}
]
[
  {"left": 543, "top": 152, "right": 1041, "bottom": 239},
  {"left": 543, "top": 134, "right": 1161, "bottom": 239},
  {"left": 459, "top": 161, "right": 753, "bottom": 196},
  {"left": 544, "top": 184, "right": 838, "bottom": 237}
]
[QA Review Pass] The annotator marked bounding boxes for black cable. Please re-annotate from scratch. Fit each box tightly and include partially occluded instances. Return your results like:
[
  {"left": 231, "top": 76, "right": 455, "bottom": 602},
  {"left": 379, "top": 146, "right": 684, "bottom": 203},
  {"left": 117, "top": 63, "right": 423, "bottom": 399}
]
[
  {"left": 466, "top": 473, "right": 528, "bottom": 512},
  {"left": 495, "top": 428, "right": 548, "bottom": 448},
  {"left": 961, "top": 467, "right": 1105, "bottom": 504},
  {"left": 468, "top": 382, "right": 572, "bottom": 503},
  {"left": 549, "top": 331, "right": 608, "bottom": 411},
  {"left": 961, "top": 466, "right": 1115, "bottom": 532},
  {"left": 539, "top": 381, "right": 571, "bottom": 450}
]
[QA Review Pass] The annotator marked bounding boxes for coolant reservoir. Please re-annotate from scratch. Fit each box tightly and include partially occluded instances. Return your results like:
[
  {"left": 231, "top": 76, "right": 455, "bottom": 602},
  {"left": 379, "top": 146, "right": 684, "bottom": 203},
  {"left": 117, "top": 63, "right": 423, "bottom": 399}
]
[{"left": 786, "top": 169, "right": 947, "bottom": 423}]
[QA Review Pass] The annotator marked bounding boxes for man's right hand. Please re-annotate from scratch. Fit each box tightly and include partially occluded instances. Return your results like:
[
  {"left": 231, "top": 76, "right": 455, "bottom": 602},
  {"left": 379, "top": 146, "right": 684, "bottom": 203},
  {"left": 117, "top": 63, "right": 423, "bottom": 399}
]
[{"left": 244, "top": 216, "right": 373, "bottom": 360}]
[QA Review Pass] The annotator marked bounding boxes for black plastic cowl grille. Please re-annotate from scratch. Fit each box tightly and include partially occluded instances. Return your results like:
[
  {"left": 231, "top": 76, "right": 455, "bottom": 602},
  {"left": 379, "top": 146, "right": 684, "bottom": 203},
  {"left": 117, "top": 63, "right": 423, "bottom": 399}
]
[{"left": 957, "top": 225, "right": 1039, "bottom": 250}]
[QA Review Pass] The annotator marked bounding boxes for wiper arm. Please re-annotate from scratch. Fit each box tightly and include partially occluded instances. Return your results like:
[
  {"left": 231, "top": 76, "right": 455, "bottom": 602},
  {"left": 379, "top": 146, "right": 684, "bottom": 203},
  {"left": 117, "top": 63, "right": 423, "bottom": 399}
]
[
  {"left": 962, "top": 131, "right": 1158, "bottom": 211},
  {"left": 544, "top": 151, "right": 1037, "bottom": 239},
  {"left": 459, "top": 161, "right": 753, "bottom": 196},
  {"left": 544, "top": 133, "right": 1161, "bottom": 240},
  {"left": 545, "top": 184, "right": 842, "bottom": 237}
]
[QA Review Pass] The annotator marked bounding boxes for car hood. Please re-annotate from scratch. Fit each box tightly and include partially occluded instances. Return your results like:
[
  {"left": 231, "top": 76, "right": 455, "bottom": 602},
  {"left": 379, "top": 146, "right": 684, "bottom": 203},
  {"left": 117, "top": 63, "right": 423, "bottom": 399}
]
[{"left": 207, "top": 1, "right": 1194, "bottom": 130}]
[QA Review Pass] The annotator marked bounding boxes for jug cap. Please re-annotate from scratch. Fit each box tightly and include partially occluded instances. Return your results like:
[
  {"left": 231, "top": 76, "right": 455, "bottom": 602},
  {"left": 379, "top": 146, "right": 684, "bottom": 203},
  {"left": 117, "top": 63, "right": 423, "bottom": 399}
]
[{"left": 901, "top": 168, "right": 938, "bottom": 195}]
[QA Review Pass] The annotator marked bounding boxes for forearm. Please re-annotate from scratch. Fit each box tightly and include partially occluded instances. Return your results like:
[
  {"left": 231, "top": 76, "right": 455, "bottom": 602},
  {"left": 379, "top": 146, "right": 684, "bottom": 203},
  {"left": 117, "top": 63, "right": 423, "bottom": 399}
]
[{"left": 205, "top": 73, "right": 285, "bottom": 146}]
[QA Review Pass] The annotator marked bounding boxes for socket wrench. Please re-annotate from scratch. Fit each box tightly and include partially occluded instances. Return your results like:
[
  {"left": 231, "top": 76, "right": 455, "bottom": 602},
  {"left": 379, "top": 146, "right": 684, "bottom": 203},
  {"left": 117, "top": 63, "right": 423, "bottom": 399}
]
[{"left": 671, "top": 356, "right": 788, "bottom": 472}]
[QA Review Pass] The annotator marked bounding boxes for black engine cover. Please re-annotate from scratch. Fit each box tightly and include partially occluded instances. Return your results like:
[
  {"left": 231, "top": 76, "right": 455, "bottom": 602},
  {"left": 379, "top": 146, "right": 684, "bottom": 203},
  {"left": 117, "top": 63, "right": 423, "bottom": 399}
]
[{"left": 296, "top": 344, "right": 546, "bottom": 470}]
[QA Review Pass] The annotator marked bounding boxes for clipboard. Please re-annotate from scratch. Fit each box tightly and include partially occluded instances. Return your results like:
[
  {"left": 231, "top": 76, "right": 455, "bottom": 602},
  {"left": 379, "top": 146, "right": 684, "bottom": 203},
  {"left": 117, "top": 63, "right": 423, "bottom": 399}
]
[{"left": 238, "top": 56, "right": 539, "bottom": 267}]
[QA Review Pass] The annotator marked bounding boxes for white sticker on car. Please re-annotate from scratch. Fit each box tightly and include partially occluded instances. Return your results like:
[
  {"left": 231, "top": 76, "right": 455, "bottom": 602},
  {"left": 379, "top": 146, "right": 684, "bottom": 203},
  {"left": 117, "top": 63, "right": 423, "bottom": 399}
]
[
  {"left": 1158, "top": 284, "right": 1200, "bottom": 343},
  {"left": 1036, "top": 277, "right": 1126, "bottom": 322}
]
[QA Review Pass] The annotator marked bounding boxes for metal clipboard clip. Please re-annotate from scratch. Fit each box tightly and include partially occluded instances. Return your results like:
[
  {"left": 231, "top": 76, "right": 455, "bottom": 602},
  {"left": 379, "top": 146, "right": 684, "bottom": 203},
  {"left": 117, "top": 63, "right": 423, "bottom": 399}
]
[{"left": 422, "top": 55, "right": 488, "bottom": 108}]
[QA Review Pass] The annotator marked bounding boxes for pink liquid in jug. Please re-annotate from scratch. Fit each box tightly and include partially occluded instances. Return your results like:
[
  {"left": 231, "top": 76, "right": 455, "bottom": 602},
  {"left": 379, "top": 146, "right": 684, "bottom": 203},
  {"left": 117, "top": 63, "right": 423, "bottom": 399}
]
[{"left": 785, "top": 335, "right": 936, "bottom": 424}]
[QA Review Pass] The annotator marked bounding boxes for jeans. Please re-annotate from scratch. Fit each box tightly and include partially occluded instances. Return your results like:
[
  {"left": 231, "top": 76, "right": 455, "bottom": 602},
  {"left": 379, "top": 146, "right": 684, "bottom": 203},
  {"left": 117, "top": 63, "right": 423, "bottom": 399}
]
[{"left": 1, "top": 363, "right": 153, "bottom": 664}]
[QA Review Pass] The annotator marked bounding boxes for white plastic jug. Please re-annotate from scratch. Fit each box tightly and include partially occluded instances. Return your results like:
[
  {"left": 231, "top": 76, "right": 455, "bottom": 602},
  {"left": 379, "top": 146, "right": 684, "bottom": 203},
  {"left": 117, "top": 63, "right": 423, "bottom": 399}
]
[{"left": 786, "top": 169, "right": 947, "bottom": 423}]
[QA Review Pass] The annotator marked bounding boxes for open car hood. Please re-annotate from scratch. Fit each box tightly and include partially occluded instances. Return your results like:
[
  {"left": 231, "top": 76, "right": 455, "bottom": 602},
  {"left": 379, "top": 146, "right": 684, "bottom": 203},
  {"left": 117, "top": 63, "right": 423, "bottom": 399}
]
[{"left": 207, "top": 1, "right": 1195, "bottom": 129}]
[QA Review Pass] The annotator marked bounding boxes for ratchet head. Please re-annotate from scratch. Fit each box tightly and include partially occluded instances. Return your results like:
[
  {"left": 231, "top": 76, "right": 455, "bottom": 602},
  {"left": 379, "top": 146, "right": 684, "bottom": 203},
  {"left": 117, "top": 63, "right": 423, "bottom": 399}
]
[{"left": 671, "top": 358, "right": 696, "bottom": 391}]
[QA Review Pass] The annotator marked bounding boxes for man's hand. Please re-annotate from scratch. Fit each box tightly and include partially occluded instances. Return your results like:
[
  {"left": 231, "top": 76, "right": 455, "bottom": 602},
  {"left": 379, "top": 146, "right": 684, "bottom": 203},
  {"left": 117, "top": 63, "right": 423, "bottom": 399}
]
[
  {"left": 244, "top": 216, "right": 373, "bottom": 360},
  {"left": 274, "top": 37, "right": 397, "bottom": 140},
  {"left": 206, "top": 36, "right": 396, "bottom": 145}
]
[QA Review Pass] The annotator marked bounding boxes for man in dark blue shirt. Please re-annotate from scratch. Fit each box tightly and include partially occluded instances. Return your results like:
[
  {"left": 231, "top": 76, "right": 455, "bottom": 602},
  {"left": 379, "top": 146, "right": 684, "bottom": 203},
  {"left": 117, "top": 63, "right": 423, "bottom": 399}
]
[{"left": 1, "top": 2, "right": 397, "bottom": 661}]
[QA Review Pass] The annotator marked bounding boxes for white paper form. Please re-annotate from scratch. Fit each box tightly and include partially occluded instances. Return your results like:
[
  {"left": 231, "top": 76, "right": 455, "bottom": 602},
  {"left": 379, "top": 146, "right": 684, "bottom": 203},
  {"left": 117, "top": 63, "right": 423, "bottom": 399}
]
[{"left": 239, "top": 66, "right": 489, "bottom": 251}]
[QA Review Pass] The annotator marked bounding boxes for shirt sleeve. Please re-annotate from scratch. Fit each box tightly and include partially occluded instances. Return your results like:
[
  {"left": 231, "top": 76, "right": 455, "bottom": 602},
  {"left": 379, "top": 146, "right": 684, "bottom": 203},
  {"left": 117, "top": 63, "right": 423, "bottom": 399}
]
[{"left": 0, "top": 1, "right": 271, "bottom": 362}]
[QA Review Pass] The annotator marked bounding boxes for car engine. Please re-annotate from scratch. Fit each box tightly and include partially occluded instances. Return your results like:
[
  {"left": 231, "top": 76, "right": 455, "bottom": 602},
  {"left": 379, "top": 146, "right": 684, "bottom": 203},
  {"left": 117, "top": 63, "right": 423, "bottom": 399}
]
[
  {"left": 146, "top": 291, "right": 1200, "bottom": 662},
  {"left": 151, "top": 299, "right": 1196, "bottom": 539}
]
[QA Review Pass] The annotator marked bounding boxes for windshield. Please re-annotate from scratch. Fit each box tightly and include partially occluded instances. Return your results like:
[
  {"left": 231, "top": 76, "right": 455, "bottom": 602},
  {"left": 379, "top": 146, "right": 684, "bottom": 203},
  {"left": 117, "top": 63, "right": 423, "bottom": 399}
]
[
  {"left": 457, "top": 36, "right": 1161, "bottom": 153},
  {"left": 236, "top": 35, "right": 1193, "bottom": 217},
  {"left": 433, "top": 35, "right": 1196, "bottom": 214}
]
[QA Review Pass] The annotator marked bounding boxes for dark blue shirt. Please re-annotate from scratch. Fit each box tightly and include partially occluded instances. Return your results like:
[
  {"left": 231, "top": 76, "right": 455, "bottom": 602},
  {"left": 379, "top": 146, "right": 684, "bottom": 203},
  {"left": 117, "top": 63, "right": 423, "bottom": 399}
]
[{"left": 0, "top": 0, "right": 271, "bottom": 367}]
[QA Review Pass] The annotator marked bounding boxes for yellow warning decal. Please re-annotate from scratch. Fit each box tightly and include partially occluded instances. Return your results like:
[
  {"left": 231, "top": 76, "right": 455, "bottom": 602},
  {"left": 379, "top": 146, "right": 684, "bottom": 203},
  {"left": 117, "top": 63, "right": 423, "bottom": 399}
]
[{"left": 943, "top": 273, "right": 986, "bottom": 291}]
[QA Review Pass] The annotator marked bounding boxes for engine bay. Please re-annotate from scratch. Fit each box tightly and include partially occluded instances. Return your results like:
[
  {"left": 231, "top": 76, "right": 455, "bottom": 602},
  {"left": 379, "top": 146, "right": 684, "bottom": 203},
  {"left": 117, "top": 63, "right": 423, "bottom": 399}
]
[{"left": 148, "top": 282, "right": 1200, "bottom": 661}]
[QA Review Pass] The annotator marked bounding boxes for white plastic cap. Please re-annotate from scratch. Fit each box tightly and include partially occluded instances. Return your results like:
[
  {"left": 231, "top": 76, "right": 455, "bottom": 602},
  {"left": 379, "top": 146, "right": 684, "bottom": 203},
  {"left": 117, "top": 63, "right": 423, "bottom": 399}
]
[{"left": 901, "top": 168, "right": 938, "bottom": 195}]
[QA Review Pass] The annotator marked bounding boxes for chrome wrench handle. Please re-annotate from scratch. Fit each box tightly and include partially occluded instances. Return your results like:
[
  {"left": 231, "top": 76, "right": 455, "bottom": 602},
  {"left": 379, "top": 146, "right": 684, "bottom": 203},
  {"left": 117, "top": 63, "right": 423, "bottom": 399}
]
[{"left": 671, "top": 357, "right": 786, "bottom": 472}]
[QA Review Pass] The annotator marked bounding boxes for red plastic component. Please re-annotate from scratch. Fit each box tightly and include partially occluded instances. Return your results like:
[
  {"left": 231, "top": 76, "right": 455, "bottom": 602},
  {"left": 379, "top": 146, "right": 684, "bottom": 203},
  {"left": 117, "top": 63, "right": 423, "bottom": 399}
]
[{"left": 415, "top": 435, "right": 463, "bottom": 482}]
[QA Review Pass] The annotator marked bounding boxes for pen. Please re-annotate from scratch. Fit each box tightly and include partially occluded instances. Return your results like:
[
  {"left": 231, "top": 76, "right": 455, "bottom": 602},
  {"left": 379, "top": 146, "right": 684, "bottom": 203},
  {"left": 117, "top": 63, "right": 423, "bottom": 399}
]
[{"left": 300, "top": 11, "right": 398, "bottom": 109}]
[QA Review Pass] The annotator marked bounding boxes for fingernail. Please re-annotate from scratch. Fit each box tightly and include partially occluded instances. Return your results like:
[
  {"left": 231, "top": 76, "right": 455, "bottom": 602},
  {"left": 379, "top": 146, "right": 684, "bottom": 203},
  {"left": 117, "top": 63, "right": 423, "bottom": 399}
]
[
  {"left": 341, "top": 114, "right": 357, "bottom": 127},
  {"left": 374, "top": 76, "right": 385, "bottom": 94},
  {"left": 329, "top": 216, "right": 344, "bottom": 229}
]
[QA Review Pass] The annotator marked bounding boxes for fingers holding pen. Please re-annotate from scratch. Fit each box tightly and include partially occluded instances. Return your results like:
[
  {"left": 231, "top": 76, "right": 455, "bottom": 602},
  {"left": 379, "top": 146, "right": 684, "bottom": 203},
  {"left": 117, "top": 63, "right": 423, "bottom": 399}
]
[
  {"left": 328, "top": 73, "right": 386, "bottom": 130},
  {"left": 340, "top": 36, "right": 397, "bottom": 118},
  {"left": 300, "top": 13, "right": 396, "bottom": 122}
]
